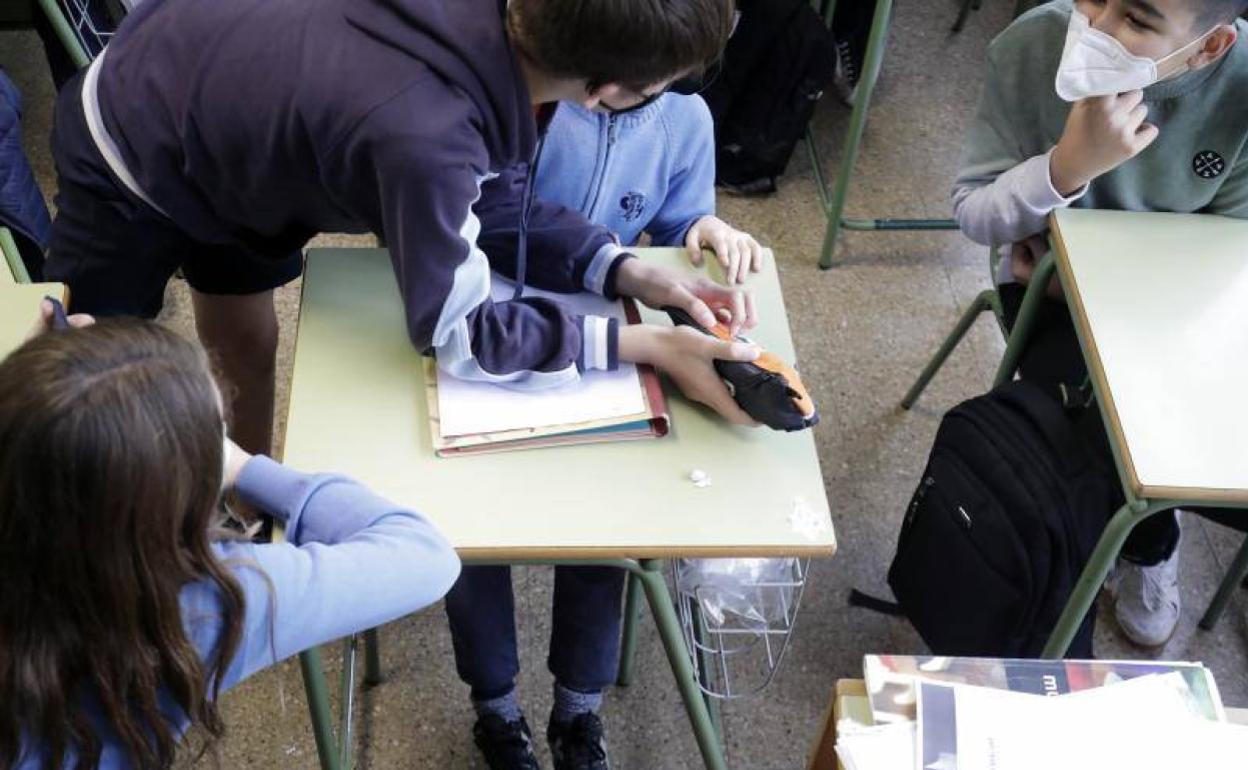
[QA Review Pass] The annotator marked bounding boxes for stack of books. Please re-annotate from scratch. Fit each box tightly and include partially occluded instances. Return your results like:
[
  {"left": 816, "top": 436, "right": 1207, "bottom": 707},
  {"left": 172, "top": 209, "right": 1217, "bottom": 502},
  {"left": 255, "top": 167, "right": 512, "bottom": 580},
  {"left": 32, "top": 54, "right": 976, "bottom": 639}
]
[
  {"left": 812, "top": 655, "right": 1247, "bottom": 770},
  {"left": 426, "top": 276, "right": 669, "bottom": 457}
]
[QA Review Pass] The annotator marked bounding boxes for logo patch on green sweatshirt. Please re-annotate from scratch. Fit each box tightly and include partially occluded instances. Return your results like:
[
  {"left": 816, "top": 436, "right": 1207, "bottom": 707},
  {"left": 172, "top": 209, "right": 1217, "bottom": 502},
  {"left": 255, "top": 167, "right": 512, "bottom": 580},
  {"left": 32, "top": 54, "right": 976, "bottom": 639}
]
[{"left": 1193, "top": 150, "right": 1226, "bottom": 180}]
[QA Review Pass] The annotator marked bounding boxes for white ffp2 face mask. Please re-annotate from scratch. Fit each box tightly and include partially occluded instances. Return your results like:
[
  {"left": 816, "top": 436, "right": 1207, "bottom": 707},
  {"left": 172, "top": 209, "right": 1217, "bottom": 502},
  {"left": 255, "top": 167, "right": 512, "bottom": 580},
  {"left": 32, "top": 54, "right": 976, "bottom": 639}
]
[{"left": 1055, "top": 9, "right": 1216, "bottom": 101}]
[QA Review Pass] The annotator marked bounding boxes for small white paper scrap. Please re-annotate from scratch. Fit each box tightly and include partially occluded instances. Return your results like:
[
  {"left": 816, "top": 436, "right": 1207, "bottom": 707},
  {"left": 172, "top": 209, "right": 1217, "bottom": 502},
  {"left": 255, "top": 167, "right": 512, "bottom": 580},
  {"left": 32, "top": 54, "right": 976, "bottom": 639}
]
[{"left": 789, "top": 495, "right": 828, "bottom": 540}]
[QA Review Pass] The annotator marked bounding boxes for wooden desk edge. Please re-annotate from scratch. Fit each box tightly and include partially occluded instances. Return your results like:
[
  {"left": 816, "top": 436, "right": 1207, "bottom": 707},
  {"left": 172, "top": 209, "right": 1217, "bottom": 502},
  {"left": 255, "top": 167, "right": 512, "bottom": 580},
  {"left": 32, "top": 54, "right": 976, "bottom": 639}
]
[
  {"left": 456, "top": 542, "right": 837, "bottom": 562},
  {"left": 1049, "top": 213, "right": 1146, "bottom": 502},
  {"left": 1138, "top": 484, "right": 1248, "bottom": 506}
]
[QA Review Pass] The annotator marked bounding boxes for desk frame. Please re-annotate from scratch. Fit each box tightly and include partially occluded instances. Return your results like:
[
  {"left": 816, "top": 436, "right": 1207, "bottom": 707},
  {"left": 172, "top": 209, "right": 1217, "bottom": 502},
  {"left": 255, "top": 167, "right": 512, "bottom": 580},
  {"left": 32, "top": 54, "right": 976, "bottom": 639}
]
[
  {"left": 283, "top": 247, "right": 832, "bottom": 770},
  {"left": 997, "top": 230, "right": 1248, "bottom": 658},
  {"left": 296, "top": 557, "right": 734, "bottom": 770}
]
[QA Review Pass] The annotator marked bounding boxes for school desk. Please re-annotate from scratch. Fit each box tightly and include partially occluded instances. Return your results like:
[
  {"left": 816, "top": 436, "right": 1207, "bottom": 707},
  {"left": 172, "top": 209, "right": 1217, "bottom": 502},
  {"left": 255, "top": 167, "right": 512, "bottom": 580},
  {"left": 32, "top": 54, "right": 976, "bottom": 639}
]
[
  {"left": 1036, "top": 209, "right": 1248, "bottom": 657},
  {"left": 280, "top": 247, "right": 835, "bottom": 770},
  {"left": 0, "top": 280, "right": 68, "bottom": 358}
]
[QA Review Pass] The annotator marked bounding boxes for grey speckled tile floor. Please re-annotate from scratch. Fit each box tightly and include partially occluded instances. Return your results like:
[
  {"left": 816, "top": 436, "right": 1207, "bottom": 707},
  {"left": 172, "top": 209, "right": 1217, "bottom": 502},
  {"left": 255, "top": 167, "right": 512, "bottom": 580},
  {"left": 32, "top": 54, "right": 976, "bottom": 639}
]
[{"left": 3, "top": 2, "right": 1246, "bottom": 767}]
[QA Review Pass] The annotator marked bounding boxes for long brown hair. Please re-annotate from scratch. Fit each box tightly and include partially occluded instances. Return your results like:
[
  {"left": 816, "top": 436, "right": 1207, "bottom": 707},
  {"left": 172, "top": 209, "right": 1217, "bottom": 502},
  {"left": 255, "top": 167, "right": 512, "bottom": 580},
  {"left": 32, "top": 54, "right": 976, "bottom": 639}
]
[{"left": 0, "top": 320, "right": 246, "bottom": 769}]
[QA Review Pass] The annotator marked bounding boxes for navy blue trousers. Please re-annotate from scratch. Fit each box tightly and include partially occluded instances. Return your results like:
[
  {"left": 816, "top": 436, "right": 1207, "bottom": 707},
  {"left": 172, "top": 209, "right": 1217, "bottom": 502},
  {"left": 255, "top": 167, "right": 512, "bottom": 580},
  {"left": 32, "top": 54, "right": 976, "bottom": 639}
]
[{"left": 444, "top": 565, "right": 627, "bottom": 699}]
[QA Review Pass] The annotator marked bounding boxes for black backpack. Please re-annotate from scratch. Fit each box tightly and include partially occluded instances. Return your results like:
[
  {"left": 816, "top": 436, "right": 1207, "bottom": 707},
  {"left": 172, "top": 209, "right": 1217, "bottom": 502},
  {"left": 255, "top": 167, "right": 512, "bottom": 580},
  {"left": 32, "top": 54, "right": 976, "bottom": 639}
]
[
  {"left": 702, "top": 0, "right": 836, "bottom": 195},
  {"left": 885, "top": 381, "right": 1122, "bottom": 658}
]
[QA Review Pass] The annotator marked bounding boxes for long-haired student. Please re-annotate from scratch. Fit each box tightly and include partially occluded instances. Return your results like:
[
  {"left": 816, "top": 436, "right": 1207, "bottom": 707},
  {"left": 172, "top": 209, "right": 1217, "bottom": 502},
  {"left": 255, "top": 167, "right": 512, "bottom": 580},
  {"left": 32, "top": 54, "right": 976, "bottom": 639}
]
[{"left": 1, "top": 309, "right": 460, "bottom": 769}]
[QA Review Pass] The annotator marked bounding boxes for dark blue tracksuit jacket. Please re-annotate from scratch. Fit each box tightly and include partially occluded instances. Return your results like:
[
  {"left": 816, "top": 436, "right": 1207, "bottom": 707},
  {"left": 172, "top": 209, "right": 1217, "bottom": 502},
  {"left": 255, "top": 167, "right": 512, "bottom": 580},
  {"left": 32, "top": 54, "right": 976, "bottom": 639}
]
[{"left": 95, "top": 0, "right": 628, "bottom": 386}]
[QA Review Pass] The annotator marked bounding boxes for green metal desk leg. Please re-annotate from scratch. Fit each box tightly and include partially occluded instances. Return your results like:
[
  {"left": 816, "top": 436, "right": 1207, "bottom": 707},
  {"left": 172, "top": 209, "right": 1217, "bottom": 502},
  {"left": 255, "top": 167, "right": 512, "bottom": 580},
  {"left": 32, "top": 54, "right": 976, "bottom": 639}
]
[
  {"left": 1041, "top": 500, "right": 1171, "bottom": 658},
  {"left": 634, "top": 560, "right": 727, "bottom": 770},
  {"left": 616, "top": 573, "right": 644, "bottom": 686},
  {"left": 818, "top": 0, "right": 892, "bottom": 269},
  {"left": 363, "top": 628, "right": 382, "bottom": 687},
  {"left": 0, "top": 227, "right": 31, "bottom": 283},
  {"left": 34, "top": 0, "right": 91, "bottom": 69},
  {"left": 1199, "top": 532, "right": 1248, "bottom": 631},
  {"left": 901, "top": 288, "right": 1000, "bottom": 409},
  {"left": 300, "top": 648, "right": 342, "bottom": 770},
  {"left": 993, "top": 251, "right": 1055, "bottom": 388}
]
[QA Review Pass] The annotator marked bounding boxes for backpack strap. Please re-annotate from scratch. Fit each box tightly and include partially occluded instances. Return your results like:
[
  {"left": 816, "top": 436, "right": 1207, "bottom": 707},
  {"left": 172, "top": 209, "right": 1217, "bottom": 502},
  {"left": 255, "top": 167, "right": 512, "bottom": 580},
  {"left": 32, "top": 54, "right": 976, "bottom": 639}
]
[
  {"left": 992, "top": 380, "right": 1091, "bottom": 475},
  {"left": 847, "top": 588, "right": 905, "bottom": 616}
]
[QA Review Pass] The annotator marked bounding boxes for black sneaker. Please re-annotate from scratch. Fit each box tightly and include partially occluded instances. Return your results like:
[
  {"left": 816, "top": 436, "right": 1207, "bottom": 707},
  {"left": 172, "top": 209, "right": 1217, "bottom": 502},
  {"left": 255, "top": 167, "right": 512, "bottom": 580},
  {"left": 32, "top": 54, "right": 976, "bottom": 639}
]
[
  {"left": 832, "top": 36, "right": 863, "bottom": 106},
  {"left": 547, "top": 713, "right": 610, "bottom": 770},
  {"left": 830, "top": 0, "right": 873, "bottom": 106},
  {"left": 473, "top": 714, "right": 542, "bottom": 770}
]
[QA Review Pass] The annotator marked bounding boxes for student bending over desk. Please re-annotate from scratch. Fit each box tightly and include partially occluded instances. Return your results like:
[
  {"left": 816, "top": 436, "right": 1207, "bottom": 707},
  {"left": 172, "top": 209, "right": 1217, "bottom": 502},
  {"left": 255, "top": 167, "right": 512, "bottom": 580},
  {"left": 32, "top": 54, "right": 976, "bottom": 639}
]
[
  {"left": 952, "top": 0, "right": 1248, "bottom": 648},
  {"left": 44, "top": 0, "right": 757, "bottom": 468},
  {"left": 0, "top": 311, "right": 460, "bottom": 770}
]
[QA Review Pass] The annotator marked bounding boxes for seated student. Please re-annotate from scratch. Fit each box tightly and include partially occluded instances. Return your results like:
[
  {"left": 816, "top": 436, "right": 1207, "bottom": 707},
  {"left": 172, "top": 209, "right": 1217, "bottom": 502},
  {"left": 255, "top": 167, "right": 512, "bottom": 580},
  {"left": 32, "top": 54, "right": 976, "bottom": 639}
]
[
  {"left": 952, "top": 0, "right": 1248, "bottom": 647},
  {"left": 1, "top": 308, "right": 460, "bottom": 769},
  {"left": 441, "top": 90, "right": 763, "bottom": 770},
  {"left": 535, "top": 92, "right": 765, "bottom": 284}
]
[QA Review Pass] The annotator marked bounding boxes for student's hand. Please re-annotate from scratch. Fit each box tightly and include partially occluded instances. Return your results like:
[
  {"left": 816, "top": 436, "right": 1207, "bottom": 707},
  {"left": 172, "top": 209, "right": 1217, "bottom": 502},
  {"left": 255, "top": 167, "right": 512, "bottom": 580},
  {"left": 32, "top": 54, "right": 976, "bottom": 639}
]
[
  {"left": 684, "top": 215, "right": 765, "bottom": 285},
  {"left": 1010, "top": 234, "right": 1063, "bottom": 300},
  {"left": 222, "top": 436, "right": 253, "bottom": 490},
  {"left": 24, "top": 299, "right": 95, "bottom": 341},
  {"left": 618, "top": 324, "right": 760, "bottom": 426},
  {"left": 1050, "top": 90, "right": 1159, "bottom": 196},
  {"left": 614, "top": 258, "right": 758, "bottom": 336}
]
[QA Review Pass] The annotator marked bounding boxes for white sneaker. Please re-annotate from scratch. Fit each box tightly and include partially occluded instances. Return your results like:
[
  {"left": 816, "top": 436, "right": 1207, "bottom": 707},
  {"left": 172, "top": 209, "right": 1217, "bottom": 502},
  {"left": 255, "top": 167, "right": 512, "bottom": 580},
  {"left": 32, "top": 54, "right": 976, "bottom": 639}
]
[{"left": 1109, "top": 546, "right": 1181, "bottom": 648}]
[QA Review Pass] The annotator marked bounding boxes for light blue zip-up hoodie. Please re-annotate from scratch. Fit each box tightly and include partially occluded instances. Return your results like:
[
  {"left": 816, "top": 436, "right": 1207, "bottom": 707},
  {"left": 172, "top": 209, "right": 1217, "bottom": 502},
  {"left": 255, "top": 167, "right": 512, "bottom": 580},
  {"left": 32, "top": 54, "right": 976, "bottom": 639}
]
[
  {"left": 16, "top": 455, "right": 460, "bottom": 769},
  {"left": 535, "top": 93, "right": 716, "bottom": 248}
]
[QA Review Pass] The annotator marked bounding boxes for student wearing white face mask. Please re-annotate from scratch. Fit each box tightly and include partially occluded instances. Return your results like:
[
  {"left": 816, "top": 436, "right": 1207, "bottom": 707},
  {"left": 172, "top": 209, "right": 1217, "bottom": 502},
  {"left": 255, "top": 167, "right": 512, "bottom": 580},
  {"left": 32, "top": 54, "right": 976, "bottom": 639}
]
[{"left": 951, "top": 0, "right": 1248, "bottom": 649}]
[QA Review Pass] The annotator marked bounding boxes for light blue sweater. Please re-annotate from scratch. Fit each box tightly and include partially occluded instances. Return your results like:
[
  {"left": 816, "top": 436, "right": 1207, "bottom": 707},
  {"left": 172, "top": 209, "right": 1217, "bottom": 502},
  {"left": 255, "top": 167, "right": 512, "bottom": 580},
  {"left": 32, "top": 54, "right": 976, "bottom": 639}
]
[
  {"left": 17, "top": 456, "right": 460, "bottom": 769},
  {"left": 535, "top": 94, "right": 716, "bottom": 247}
]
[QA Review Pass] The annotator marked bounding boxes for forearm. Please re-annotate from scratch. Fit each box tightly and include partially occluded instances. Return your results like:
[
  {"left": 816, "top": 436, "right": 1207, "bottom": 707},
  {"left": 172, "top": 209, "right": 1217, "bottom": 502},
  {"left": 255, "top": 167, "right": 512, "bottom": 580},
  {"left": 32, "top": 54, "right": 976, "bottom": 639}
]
[
  {"left": 618, "top": 323, "right": 669, "bottom": 366},
  {"left": 952, "top": 150, "right": 1086, "bottom": 246}
]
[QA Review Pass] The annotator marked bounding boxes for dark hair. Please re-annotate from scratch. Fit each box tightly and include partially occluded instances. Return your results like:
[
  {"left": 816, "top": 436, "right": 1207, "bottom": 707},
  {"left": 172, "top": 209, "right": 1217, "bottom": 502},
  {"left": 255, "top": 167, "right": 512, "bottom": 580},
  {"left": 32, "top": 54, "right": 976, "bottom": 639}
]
[
  {"left": 1198, "top": 0, "right": 1248, "bottom": 26},
  {"left": 0, "top": 320, "right": 246, "bottom": 769},
  {"left": 508, "top": 0, "right": 734, "bottom": 92}
]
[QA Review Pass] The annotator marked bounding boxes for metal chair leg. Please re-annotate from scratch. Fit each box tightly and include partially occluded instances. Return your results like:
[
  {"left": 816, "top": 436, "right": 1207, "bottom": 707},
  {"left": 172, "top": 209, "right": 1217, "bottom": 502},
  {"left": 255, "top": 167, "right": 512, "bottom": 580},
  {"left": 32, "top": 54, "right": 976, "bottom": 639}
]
[
  {"left": 952, "top": 0, "right": 976, "bottom": 32},
  {"left": 901, "top": 289, "right": 998, "bottom": 409},
  {"left": 337, "top": 637, "right": 359, "bottom": 770},
  {"left": 300, "top": 648, "right": 342, "bottom": 770},
  {"left": 363, "top": 628, "right": 382, "bottom": 687},
  {"left": 1199, "top": 532, "right": 1248, "bottom": 630},
  {"left": 616, "top": 573, "right": 644, "bottom": 686},
  {"left": 817, "top": 0, "right": 893, "bottom": 269},
  {"left": 993, "top": 251, "right": 1055, "bottom": 388}
]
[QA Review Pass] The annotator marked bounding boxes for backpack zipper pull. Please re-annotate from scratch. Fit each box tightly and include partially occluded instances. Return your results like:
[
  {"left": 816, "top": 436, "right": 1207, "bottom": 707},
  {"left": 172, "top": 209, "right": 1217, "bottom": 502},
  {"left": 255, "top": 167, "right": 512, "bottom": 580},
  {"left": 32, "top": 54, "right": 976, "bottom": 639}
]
[{"left": 957, "top": 505, "right": 972, "bottom": 530}]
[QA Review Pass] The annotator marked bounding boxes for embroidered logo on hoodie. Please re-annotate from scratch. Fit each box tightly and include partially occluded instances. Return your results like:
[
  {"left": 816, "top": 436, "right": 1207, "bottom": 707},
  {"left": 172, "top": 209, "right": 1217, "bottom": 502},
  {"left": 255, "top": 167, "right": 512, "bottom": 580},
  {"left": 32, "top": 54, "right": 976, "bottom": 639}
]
[{"left": 619, "top": 191, "right": 647, "bottom": 222}]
